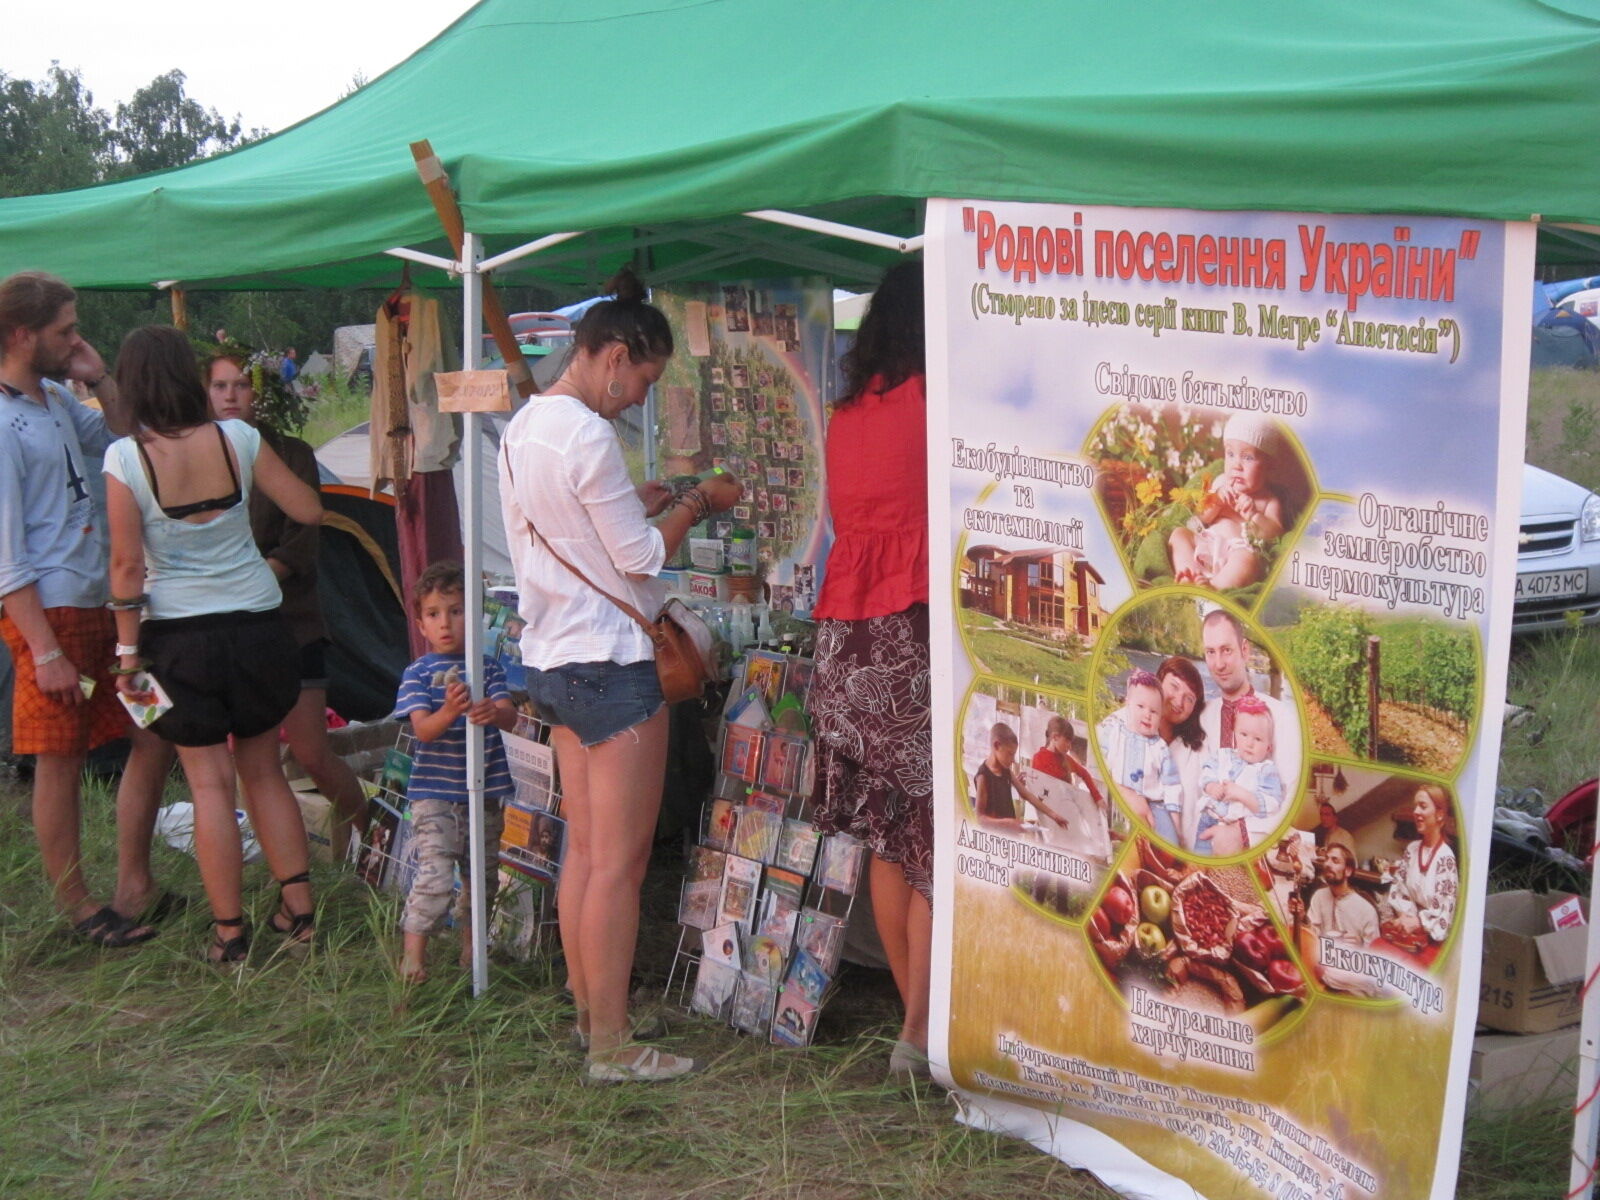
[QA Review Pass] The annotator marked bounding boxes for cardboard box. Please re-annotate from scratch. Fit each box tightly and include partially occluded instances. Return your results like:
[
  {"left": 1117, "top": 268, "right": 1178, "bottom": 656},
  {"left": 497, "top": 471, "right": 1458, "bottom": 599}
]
[
  {"left": 293, "top": 785, "right": 335, "bottom": 865},
  {"left": 1470, "top": 1026, "right": 1580, "bottom": 1113},
  {"left": 1478, "top": 890, "right": 1590, "bottom": 1034}
]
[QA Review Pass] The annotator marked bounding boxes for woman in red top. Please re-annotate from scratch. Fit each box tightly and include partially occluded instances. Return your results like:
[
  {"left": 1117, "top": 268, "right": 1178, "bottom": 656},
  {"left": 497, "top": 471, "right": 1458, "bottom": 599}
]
[{"left": 805, "top": 262, "right": 932, "bottom": 1082}]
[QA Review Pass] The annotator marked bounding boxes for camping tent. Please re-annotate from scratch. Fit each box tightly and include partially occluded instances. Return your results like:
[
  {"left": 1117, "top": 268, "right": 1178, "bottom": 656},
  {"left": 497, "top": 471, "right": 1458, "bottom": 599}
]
[{"left": 0, "top": 0, "right": 1598, "bottom": 291}]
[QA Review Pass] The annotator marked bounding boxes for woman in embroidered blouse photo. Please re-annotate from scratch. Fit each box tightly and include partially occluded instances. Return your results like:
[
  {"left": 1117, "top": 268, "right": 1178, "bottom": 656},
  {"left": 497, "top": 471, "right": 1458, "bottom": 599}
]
[
  {"left": 499, "top": 268, "right": 741, "bottom": 1084},
  {"left": 103, "top": 326, "right": 324, "bottom": 965},
  {"left": 803, "top": 261, "right": 935, "bottom": 1083},
  {"left": 1376, "top": 782, "right": 1459, "bottom": 966}
]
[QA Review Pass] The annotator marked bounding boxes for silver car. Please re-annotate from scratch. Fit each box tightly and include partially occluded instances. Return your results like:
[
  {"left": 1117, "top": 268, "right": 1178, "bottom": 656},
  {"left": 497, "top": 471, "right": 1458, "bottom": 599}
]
[{"left": 1515, "top": 464, "right": 1600, "bottom": 633}]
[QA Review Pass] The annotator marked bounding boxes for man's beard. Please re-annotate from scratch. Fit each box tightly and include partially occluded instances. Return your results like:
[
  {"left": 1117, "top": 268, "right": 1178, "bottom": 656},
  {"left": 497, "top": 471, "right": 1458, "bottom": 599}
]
[{"left": 31, "top": 344, "right": 71, "bottom": 379}]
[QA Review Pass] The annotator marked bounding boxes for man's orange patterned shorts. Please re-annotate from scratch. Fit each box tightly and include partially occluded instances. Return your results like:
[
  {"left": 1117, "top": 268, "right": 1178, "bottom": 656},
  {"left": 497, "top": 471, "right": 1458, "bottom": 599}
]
[{"left": 1, "top": 606, "right": 131, "bottom": 756}]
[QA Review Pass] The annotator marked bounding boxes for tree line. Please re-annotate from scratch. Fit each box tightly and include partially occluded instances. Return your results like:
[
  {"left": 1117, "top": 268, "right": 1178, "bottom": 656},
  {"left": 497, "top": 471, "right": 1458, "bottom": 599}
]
[{"left": 1, "top": 64, "right": 560, "bottom": 361}]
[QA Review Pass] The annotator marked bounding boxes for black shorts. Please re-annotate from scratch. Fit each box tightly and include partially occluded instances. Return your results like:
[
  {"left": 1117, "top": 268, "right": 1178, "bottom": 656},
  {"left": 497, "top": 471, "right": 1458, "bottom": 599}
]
[
  {"left": 141, "top": 609, "right": 299, "bottom": 747},
  {"left": 298, "top": 638, "right": 330, "bottom": 690}
]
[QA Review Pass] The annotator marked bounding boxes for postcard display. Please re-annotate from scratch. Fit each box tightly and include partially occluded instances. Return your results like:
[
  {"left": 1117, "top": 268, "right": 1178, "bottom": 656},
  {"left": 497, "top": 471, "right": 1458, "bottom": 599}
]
[
  {"left": 924, "top": 200, "right": 1533, "bottom": 1199},
  {"left": 652, "top": 279, "right": 834, "bottom": 613},
  {"left": 667, "top": 649, "right": 864, "bottom": 1047},
  {"left": 349, "top": 592, "right": 565, "bottom": 959}
]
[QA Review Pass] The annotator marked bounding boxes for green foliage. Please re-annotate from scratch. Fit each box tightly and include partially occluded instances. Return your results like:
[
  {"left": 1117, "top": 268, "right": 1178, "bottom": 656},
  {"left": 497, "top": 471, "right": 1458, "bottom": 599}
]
[
  {"left": 1557, "top": 394, "right": 1597, "bottom": 458},
  {"left": 108, "top": 70, "right": 249, "bottom": 178},
  {"left": 1527, "top": 367, "right": 1600, "bottom": 493},
  {"left": 1280, "top": 606, "right": 1372, "bottom": 756},
  {"left": 300, "top": 370, "right": 373, "bottom": 450},
  {"left": 1378, "top": 619, "right": 1476, "bottom": 720},
  {"left": 1110, "top": 596, "right": 1202, "bottom": 657},
  {"left": 0, "top": 65, "right": 111, "bottom": 196}
]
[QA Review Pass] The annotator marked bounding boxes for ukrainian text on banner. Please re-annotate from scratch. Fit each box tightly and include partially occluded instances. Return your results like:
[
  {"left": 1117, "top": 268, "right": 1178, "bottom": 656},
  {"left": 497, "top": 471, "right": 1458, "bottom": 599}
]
[{"left": 925, "top": 200, "right": 1533, "bottom": 1200}]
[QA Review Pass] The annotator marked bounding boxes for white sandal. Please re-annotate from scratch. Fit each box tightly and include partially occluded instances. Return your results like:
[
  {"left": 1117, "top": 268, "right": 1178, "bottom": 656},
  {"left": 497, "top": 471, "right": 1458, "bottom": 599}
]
[{"left": 585, "top": 1044, "right": 697, "bottom": 1085}]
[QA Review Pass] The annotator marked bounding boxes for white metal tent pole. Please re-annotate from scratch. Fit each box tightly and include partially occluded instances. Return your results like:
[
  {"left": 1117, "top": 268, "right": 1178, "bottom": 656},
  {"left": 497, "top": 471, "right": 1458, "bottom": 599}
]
[
  {"left": 1568, "top": 834, "right": 1600, "bottom": 1194},
  {"left": 461, "top": 230, "right": 490, "bottom": 997}
]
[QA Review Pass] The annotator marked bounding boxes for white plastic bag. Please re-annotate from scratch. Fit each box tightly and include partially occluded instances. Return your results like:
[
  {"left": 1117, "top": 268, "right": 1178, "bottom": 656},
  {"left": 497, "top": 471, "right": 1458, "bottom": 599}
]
[{"left": 153, "top": 801, "right": 263, "bottom": 863}]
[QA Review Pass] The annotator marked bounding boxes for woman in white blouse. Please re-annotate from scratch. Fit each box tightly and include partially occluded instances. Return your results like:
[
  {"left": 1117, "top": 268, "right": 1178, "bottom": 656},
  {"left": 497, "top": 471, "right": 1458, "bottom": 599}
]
[
  {"left": 1378, "top": 783, "right": 1458, "bottom": 966},
  {"left": 500, "top": 269, "right": 740, "bottom": 1084}
]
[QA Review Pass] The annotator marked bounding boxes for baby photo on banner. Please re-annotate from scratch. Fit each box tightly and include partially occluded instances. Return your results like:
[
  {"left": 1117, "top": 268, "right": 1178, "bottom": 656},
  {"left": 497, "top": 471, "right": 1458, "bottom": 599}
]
[{"left": 924, "top": 199, "right": 1534, "bottom": 1200}]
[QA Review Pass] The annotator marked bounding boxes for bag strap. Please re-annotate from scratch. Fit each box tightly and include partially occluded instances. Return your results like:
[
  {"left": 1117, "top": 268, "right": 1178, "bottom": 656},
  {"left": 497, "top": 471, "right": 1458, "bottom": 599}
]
[{"left": 502, "top": 442, "right": 658, "bottom": 635}]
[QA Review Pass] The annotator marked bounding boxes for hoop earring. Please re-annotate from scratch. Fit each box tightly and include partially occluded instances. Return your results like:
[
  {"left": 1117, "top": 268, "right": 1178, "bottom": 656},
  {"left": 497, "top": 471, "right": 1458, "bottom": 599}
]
[{"left": 607, "top": 379, "right": 623, "bottom": 399}]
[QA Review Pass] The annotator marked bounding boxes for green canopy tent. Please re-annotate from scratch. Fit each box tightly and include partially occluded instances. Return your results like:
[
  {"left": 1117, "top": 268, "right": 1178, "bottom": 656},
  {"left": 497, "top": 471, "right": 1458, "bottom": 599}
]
[{"left": 1, "top": 0, "right": 1598, "bottom": 291}]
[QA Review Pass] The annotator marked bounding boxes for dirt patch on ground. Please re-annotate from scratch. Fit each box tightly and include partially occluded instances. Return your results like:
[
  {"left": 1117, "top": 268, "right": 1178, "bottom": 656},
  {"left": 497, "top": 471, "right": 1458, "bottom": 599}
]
[
  {"left": 1378, "top": 701, "right": 1466, "bottom": 776},
  {"left": 1303, "top": 694, "right": 1355, "bottom": 760}
]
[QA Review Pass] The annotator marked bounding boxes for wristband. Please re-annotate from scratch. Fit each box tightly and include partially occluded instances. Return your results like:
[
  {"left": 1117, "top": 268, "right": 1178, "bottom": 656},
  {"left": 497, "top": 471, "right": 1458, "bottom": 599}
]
[
  {"left": 115, "top": 643, "right": 141, "bottom": 658},
  {"left": 109, "top": 661, "right": 148, "bottom": 676},
  {"left": 33, "top": 647, "right": 64, "bottom": 667}
]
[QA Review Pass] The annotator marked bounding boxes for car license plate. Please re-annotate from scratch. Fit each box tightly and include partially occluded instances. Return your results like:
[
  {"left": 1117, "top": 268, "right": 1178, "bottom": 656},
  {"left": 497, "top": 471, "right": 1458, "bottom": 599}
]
[{"left": 1515, "top": 569, "right": 1588, "bottom": 601}]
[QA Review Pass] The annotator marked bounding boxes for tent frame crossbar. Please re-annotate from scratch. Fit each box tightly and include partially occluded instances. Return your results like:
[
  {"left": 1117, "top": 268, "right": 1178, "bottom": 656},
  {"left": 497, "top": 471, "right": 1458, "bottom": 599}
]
[
  {"left": 381, "top": 207, "right": 920, "bottom": 288},
  {"left": 385, "top": 247, "right": 459, "bottom": 274},
  {"left": 744, "top": 208, "right": 923, "bottom": 255}
]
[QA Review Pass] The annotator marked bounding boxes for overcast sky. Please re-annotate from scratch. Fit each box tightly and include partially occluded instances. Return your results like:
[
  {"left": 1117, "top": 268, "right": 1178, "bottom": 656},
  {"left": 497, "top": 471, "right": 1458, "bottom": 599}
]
[{"left": 4, "top": 1, "right": 479, "bottom": 134}]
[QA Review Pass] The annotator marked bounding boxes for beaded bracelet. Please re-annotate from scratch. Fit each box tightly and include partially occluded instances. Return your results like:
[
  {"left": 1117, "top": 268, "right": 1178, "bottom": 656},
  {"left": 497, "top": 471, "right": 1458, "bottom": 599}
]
[
  {"left": 106, "top": 594, "right": 148, "bottom": 612},
  {"left": 675, "top": 489, "right": 712, "bottom": 524}
]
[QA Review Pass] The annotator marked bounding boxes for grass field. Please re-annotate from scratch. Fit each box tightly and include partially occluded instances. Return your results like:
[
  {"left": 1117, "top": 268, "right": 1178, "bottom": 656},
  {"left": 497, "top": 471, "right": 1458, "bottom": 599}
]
[
  {"left": 958, "top": 610, "right": 1095, "bottom": 692},
  {"left": 299, "top": 374, "right": 373, "bottom": 450}
]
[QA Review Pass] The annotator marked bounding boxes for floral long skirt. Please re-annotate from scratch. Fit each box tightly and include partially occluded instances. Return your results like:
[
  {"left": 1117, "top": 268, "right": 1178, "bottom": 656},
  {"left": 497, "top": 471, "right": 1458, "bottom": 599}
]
[{"left": 806, "top": 604, "right": 933, "bottom": 903}]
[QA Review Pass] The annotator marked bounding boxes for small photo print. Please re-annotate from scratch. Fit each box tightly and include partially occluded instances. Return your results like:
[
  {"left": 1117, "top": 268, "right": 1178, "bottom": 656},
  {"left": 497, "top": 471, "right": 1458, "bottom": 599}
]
[
  {"left": 774, "top": 392, "right": 795, "bottom": 414},
  {"left": 691, "top": 958, "right": 738, "bottom": 1020},
  {"left": 733, "top": 805, "right": 783, "bottom": 864},
  {"left": 758, "top": 520, "right": 777, "bottom": 539},
  {"left": 721, "top": 725, "right": 763, "bottom": 782},
  {"left": 777, "top": 819, "right": 821, "bottom": 874},
  {"left": 710, "top": 391, "right": 727, "bottom": 412},
  {"left": 701, "top": 922, "right": 743, "bottom": 969},
  {"left": 711, "top": 366, "right": 726, "bottom": 385},
  {"left": 787, "top": 468, "right": 806, "bottom": 488},
  {"left": 718, "top": 854, "right": 763, "bottom": 928},
  {"left": 771, "top": 493, "right": 789, "bottom": 513},
  {"left": 745, "top": 789, "right": 788, "bottom": 815},
  {"left": 733, "top": 505, "right": 752, "bottom": 521},
  {"left": 817, "top": 833, "right": 865, "bottom": 894},
  {"left": 731, "top": 972, "right": 775, "bottom": 1036},
  {"left": 755, "top": 488, "right": 770, "bottom": 511},
  {"left": 766, "top": 467, "right": 788, "bottom": 488},
  {"left": 745, "top": 933, "right": 788, "bottom": 984},
  {"left": 730, "top": 362, "right": 751, "bottom": 387},
  {"left": 760, "top": 732, "right": 808, "bottom": 795},
  {"left": 723, "top": 290, "right": 750, "bottom": 334},
  {"left": 795, "top": 908, "right": 846, "bottom": 973},
  {"left": 770, "top": 983, "right": 819, "bottom": 1047},
  {"left": 755, "top": 415, "right": 774, "bottom": 435},
  {"left": 703, "top": 797, "right": 737, "bottom": 851},
  {"left": 750, "top": 437, "right": 768, "bottom": 458},
  {"left": 787, "top": 947, "right": 831, "bottom": 1004},
  {"left": 712, "top": 520, "right": 733, "bottom": 539},
  {"left": 710, "top": 422, "right": 727, "bottom": 446},
  {"left": 679, "top": 845, "right": 727, "bottom": 930},
  {"left": 742, "top": 651, "right": 788, "bottom": 708}
]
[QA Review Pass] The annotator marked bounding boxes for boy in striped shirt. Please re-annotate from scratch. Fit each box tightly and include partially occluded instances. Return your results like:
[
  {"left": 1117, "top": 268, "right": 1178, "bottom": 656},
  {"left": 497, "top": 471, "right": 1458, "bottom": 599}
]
[{"left": 394, "top": 561, "right": 518, "bottom": 983}]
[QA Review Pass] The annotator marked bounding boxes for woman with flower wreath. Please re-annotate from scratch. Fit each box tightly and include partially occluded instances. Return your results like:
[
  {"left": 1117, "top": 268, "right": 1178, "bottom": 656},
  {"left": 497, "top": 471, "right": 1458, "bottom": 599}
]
[{"left": 204, "top": 343, "right": 370, "bottom": 857}]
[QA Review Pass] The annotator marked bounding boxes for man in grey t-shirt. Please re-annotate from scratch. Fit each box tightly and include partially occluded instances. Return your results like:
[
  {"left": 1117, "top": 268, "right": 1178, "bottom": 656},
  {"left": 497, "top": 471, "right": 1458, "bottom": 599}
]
[{"left": 0, "top": 271, "right": 173, "bottom": 946}]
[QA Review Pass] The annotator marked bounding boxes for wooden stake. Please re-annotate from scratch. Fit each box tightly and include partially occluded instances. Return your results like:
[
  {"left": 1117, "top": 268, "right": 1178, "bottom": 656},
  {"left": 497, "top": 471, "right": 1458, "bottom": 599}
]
[
  {"left": 409, "top": 140, "right": 536, "bottom": 398},
  {"left": 169, "top": 286, "right": 187, "bottom": 331}
]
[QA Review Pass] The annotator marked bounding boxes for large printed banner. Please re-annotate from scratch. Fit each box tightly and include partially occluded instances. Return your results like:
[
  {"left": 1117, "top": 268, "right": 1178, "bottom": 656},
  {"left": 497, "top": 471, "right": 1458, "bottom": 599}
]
[{"left": 926, "top": 200, "right": 1534, "bottom": 1199}]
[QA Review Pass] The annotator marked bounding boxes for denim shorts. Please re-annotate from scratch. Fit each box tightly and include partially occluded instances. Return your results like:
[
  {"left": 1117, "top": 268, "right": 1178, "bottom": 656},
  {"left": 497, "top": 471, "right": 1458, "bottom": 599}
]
[{"left": 524, "top": 659, "right": 664, "bottom": 747}]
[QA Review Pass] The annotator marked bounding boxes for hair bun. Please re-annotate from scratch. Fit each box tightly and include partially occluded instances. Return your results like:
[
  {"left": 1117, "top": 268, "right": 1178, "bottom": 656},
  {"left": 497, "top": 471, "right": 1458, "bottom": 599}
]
[{"left": 603, "top": 265, "right": 648, "bottom": 305}]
